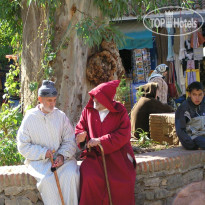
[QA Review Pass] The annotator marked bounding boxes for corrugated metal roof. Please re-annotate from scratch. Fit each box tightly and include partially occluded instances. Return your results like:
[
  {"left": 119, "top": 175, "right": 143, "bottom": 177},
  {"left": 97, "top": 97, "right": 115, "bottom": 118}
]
[{"left": 116, "top": 1, "right": 205, "bottom": 20}]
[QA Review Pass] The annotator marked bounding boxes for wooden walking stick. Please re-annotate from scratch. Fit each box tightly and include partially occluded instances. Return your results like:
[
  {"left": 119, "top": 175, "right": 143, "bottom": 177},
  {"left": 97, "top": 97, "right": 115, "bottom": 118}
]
[
  {"left": 98, "top": 144, "right": 113, "bottom": 205},
  {"left": 50, "top": 151, "right": 65, "bottom": 205}
]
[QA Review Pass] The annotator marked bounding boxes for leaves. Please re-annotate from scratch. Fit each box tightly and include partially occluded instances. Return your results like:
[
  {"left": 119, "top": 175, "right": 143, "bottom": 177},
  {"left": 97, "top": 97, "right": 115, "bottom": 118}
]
[
  {"left": 0, "top": 103, "right": 23, "bottom": 139},
  {"left": 4, "top": 65, "right": 20, "bottom": 98},
  {"left": 0, "top": 138, "right": 24, "bottom": 166},
  {"left": 76, "top": 16, "right": 125, "bottom": 48},
  {"left": 29, "top": 82, "right": 38, "bottom": 92},
  {"left": 115, "top": 76, "right": 130, "bottom": 104}
]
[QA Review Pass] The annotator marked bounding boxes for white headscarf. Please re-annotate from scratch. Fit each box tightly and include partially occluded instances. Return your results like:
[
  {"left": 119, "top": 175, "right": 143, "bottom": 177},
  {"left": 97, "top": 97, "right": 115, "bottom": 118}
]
[{"left": 148, "top": 64, "right": 168, "bottom": 81}]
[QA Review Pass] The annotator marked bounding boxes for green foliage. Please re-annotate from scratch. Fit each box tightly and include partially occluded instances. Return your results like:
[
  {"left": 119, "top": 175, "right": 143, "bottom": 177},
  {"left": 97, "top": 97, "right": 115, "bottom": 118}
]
[
  {"left": 0, "top": 21, "right": 13, "bottom": 65},
  {"left": 27, "top": 0, "right": 60, "bottom": 8},
  {"left": 29, "top": 82, "right": 39, "bottom": 92},
  {"left": 0, "top": 103, "right": 23, "bottom": 139},
  {"left": 0, "top": 0, "right": 22, "bottom": 61},
  {"left": 41, "top": 38, "right": 56, "bottom": 80},
  {"left": 0, "top": 98, "right": 24, "bottom": 166},
  {"left": 4, "top": 64, "right": 20, "bottom": 99},
  {"left": 0, "top": 59, "right": 23, "bottom": 165},
  {"left": 93, "top": 0, "right": 193, "bottom": 19},
  {"left": 76, "top": 16, "right": 126, "bottom": 48},
  {"left": 0, "top": 138, "right": 24, "bottom": 166},
  {"left": 94, "top": 0, "right": 130, "bottom": 19},
  {"left": 0, "top": 0, "right": 22, "bottom": 34},
  {"left": 135, "top": 128, "right": 152, "bottom": 148},
  {"left": 136, "top": 85, "right": 145, "bottom": 101},
  {"left": 115, "top": 76, "right": 130, "bottom": 104}
]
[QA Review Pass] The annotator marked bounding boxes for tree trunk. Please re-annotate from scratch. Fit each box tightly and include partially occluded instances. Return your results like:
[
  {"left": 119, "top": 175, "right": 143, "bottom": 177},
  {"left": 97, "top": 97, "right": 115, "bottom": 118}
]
[
  {"left": 21, "top": 0, "right": 47, "bottom": 108},
  {"left": 21, "top": 0, "right": 124, "bottom": 126},
  {"left": 21, "top": 0, "right": 102, "bottom": 125}
]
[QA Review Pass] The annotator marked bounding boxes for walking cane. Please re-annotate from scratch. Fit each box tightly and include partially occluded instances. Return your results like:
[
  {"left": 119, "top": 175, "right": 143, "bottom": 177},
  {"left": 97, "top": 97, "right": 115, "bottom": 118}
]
[
  {"left": 50, "top": 151, "right": 65, "bottom": 205},
  {"left": 98, "top": 144, "right": 113, "bottom": 205}
]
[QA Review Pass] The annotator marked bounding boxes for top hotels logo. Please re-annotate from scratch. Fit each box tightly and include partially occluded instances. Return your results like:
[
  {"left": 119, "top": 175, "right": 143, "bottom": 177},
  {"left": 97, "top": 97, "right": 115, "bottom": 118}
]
[{"left": 143, "top": 6, "right": 204, "bottom": 36}]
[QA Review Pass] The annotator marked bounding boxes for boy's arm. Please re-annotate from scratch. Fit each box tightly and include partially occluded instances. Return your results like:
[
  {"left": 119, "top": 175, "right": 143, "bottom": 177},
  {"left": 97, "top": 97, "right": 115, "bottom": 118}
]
[{"left": 175, "top": 106, "right": 197, "bottom": 150}]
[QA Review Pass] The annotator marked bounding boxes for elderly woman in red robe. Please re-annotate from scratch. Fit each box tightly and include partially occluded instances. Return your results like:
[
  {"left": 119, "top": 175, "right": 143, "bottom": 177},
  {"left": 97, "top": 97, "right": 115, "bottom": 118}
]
[{"left": 75, "top": 80, "right": 136, "bottom": 205}]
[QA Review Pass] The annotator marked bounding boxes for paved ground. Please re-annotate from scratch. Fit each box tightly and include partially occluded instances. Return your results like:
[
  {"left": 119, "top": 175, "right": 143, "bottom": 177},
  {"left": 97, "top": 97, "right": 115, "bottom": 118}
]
[{"left": 173, "top": 180, "right": 205, "bottom": 205}]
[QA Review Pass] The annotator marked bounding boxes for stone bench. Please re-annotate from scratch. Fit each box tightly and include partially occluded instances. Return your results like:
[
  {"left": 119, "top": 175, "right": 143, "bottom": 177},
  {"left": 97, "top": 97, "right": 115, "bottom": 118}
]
[
  {"left": 149, "top": 113, "right": 178, "bottom": 145},
  {"left": 1, "top": 147, "right": 205, "bottom": 205},
  {"left": 135, "top": 147, "right": 205, "bottom": 205},
  {"left": 0, "top": 166, "right": 41, "bottom": 205}
]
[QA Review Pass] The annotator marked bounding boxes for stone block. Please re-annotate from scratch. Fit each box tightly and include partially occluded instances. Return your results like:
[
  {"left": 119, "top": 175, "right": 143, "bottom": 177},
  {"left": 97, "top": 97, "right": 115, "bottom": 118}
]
[
  {"left": 149, "top": 113, "right": 178, "bottom": 145},
  {"left": 161, "top": 178, "right": 167, "bottom": 186},
  {"left": 25, "top": 190, "right": 38, "bottom": 203},
  {"left": 155, "top": 188, "right": 169, "bottom": 199},
  {"left": 4, "top": 187, "right": 23, "bottom": 196},
  {"left": 166, "top": 196, "right": 175, "bottom": 205},
  {"left": 167, "top": 174, "right": 183, "bottom": 190},
  {"left": 145, "top": 191, "right": 154, "bottom": 200},
  {"left": 144, "top": 177, "right": 161, "bottom": 187},
  {"left": 182, "top": 169, "right": 203, "bottom": 185},
  {"left": 35, "top": 202, "right": 44, "bottom": 205},
  {"left": 0, "top": 198, "right": 4, "bottom": 205},
  {"left": 135, "top": 193, "right": 145, "bottom": 205},
  {"left": 5, "top": 197, "right": 32, "bottom": 205},
  {"left": 37, "top": 192, "right": 42, "bottom": 201},
  {"left": 5, "top": 199, "right": 17, "bottom": 205},
  {"left": 144, "top": 200, "right": 163, "bottom": 205}
]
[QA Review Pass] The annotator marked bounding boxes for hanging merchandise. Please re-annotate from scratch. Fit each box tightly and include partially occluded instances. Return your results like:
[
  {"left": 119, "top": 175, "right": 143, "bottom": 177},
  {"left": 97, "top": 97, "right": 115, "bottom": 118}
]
[
  {"left": 179, "top": 17, "right": 186, "bottom": 60},
  {"left": 168, "top": 62, "right": 177, "bottom": 98},
  {"left": 187, "top": 60, "right": 195, "bottom": 69},
  {"left": 186, "top": 69, "right": 200, "bottom": 86},
  {"left": 173, "top": 28, "right": 180, "bottom": 55},
  {"left": 194, "top": 46, "right": 203, "bottom": 60},
  {"left": 191, "top": 30, "right": 205, "bottom": 48},
  {"left": 166, "top": 27, "right": 174, "bottom": 61},
  {"left": 185, "top": 69, "right": 200, "bottom": 97},
  {"left": 174, "top": 54, "right": 186, "bottom": 95},
  {"left": 132, "top": 48, "right": 151, "bottom": 83}
]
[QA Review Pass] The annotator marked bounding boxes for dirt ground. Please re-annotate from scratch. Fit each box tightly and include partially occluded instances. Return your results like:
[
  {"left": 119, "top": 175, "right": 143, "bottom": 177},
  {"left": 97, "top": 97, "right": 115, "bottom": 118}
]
[{"left": 131, "top": 138, "right": 180, "bottom": 154}]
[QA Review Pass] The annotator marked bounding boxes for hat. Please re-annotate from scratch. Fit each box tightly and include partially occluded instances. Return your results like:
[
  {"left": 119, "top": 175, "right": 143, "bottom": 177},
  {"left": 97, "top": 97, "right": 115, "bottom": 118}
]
[
  {"left": 38, "top": 80, "right": 57, "bottom": 97},
  {"left": 155, "top": 64, "right": 168, "bottom": 74}
]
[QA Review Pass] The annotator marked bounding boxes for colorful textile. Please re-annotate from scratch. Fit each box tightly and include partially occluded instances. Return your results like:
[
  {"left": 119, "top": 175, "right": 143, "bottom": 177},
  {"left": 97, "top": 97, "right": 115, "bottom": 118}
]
[
  {"left": 187, "top": 60, "right": 195, "bottom": 69},
  {"left": 167, "top": 27, "right": 174, "bottom": 61}
]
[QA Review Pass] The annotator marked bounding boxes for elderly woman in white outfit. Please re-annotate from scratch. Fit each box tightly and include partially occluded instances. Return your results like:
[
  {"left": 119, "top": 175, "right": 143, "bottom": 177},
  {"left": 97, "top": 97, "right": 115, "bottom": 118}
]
[
  {"left": 148, "top": 64, "right": 169, "bottom": 104},
  {"left": 17, "top": 80, "right": 80, "bottom": 205}
]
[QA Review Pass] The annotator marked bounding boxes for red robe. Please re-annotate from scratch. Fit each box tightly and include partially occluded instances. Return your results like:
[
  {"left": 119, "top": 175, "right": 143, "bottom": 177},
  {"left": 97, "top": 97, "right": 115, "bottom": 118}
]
[{"left": 75, "top": 80, "right": 136, "bottom": 205}]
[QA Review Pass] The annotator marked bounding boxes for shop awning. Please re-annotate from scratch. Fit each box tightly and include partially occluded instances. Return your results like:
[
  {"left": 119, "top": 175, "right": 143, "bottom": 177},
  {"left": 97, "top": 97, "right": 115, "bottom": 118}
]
[
  {"left": 113, "top": 20, "right": 153, "bottom": 50},
  {"left": 119, "top": 30, "right": 153, "bottom": 50}
]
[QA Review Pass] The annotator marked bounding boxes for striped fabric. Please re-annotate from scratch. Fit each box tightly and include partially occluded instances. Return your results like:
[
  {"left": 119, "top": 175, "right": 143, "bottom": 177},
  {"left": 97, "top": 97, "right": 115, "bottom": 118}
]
[{"left": 17, "top": 105, "right": 80, "bottom": 205}]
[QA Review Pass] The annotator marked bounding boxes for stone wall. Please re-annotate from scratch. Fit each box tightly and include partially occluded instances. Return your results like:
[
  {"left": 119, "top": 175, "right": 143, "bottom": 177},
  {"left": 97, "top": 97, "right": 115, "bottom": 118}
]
[
  {"left": 1, "top": 147, "right": 205, "bottom": 205},
  {"left": 135, "top": 147, "right": 205, "bottom": 205},
  {"left": 0, "top": 166, "right": 42, "bottom": 205}
]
